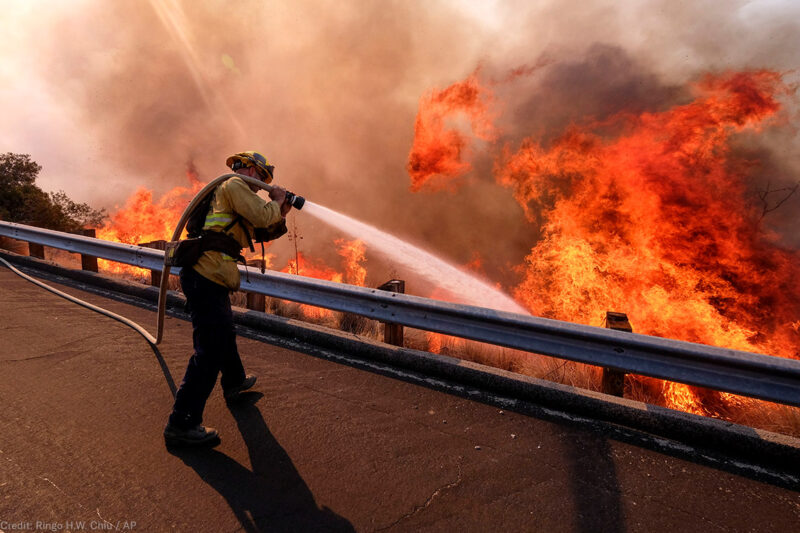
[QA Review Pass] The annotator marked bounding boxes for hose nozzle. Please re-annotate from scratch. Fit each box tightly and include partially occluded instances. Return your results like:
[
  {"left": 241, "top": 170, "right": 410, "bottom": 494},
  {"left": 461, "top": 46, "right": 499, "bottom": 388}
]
[{"left": 285, "top": 191, "right": 305, "bottom": 210}]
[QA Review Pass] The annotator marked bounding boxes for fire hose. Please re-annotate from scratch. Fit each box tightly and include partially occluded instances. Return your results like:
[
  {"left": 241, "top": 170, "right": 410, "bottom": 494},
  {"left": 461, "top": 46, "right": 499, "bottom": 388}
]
[{"left": 0, "top": 173, "right": 304, "bottom": 346}]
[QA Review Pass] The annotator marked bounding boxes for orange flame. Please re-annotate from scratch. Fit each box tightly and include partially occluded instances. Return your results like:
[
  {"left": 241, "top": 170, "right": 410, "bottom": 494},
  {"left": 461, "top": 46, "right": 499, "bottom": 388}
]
[
  {"left": 96, "top": 166, "right": 203, "bottom": 277},
  {"left": 336, "top": 238, "right": 367, "bottom": 286},
  {"left": 283, "top": 251, "right": 343, "bottom": 282},
  {"left": 463, "top": 251, "right": 488, "bottom": 277},
  {"left": 281, "top": 239, "right": 367, "bottom": 319},
  {"left": 410, "top": 69, "right": 800, "bottom": 416},
  {"left": 406, "top": 71, "right": 497, "bottom": 192},
  {"left": 282, "top": 252, "right": 342, "bottom": 319},
  {"left": 501, "top": 70, "right": 799, "bottom": 415},
  {"left": 427, "top": 332, "right": 444, "bottom": 354}
]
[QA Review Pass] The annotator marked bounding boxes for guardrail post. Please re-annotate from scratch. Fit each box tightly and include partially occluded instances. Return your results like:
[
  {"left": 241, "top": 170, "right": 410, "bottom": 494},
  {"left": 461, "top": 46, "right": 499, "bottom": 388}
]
[
  {"left": 377, "top": 280, "right": 405, "bottom": 347},
  {"left": 28, "top": 242, "right": 45, "bottom": 259},
  {"left": 246, "top": 259, "right": 266, "bottom": 312},
  {"left": 80, "top": 229, "right": 98, "bottom": 272},
  {"left": 601, "top": 311, "right": 632, "bottom": 397},
  {"left": 138, "top": 240, "right": 166, "bottom": 286}
]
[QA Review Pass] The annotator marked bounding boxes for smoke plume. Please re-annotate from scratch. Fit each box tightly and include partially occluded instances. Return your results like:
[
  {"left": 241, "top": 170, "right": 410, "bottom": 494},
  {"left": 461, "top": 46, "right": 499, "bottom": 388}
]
[{"left": 4, "top": 0, "right": 799, "bottom": 285}]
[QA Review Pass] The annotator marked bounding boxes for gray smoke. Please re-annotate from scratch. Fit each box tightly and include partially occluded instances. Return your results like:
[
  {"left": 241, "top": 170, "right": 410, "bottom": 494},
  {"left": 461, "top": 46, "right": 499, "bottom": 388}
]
[{"left": 14, "top": 0, "right": 800, "bottom": 286}]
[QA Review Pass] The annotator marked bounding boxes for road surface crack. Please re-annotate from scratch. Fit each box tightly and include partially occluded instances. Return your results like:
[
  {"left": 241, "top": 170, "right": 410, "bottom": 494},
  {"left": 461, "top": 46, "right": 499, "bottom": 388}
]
[
  {"left": 41, "top": 476, "right": 114, "bottom": 528},
  {"left": 375, "top": 461, "right": 463, "bottom": 531}
]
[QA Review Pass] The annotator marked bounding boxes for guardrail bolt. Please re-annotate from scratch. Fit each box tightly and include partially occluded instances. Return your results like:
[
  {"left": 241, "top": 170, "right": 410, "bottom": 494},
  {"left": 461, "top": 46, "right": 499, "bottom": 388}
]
[
  {"left": 138, "top": 240, "right": 167, "bottom": 286},
  {"left": 377, "top": 279, "right": 405, "bottom": 347},
  {"left": 602, "top": 311, "right": 632, "bottom": 397},
  {"left": 246, "top": 259, "right": 267, "bottom": 312},
  {"left": 80, "top": 228, "right": 98, "bottom": 272},
  {"left": 28, "top": 242, "right": 45, "bottom": 259}
]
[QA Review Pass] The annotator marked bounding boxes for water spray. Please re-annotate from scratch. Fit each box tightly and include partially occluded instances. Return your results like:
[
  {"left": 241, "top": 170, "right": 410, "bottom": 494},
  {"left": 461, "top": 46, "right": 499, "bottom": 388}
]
[{"left": 300, "top": 202, "right": 529, "bottom": 315}]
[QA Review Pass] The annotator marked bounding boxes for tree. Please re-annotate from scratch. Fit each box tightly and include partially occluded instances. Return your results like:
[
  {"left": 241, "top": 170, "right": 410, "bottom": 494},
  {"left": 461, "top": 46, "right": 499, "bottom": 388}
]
[
  {"left": 0, "top": 152, "right": 106, "bottom": 232},
  {"left": 49, "top": 191, "right": 107, "bottom": 229}
]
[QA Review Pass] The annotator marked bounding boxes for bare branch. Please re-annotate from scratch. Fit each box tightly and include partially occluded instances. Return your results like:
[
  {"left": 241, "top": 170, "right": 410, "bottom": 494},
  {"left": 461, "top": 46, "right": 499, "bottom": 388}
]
[{"left": 757, "top": 180, "right": 799, "bottom": 221}]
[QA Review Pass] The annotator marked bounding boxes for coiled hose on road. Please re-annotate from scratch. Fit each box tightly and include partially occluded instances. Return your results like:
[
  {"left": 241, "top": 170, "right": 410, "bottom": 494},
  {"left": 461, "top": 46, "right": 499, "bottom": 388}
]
[{"left": 1, "top": 173, "right": 280, "bottom": 346}]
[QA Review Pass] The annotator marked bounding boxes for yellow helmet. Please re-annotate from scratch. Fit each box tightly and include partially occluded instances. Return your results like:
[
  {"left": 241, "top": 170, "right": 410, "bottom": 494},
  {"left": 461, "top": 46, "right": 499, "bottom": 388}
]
[{"left": 225, "top": 151, "right": 274, "bottom": 183}]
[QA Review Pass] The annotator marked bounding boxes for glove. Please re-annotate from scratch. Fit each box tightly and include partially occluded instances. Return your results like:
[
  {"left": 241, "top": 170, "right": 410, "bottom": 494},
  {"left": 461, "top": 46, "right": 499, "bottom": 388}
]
[{"left": 253, "top": 220, "right": 288, "bottom": 243}]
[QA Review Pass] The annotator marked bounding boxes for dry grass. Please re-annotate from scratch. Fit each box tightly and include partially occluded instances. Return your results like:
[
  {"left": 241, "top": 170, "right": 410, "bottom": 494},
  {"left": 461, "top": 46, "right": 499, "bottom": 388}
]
[
  {"left": 338, "top": 311, "right": 379, "bottom": 337},
  {"left": 230, "top": 291, "right": 247, "bottom": 308},
  {"left": 429, "top": 334, "right": 529, "bottom": 373},
  {"left": 747, "top": 403, "right": 800, "bottom": 437}
]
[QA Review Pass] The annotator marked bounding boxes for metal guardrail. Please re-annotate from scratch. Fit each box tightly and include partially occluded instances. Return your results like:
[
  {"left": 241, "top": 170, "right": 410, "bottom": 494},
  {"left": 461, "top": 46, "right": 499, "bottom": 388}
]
[
  {"left": 2, "top": 220, "right": 800, "bottom": 408},
  {"left": 0, "top": 222, "right": 171, "bottom": 272}
]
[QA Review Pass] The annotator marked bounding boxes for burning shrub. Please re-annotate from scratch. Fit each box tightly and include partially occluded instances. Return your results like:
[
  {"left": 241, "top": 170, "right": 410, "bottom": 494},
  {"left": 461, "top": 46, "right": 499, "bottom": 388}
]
[{"left": 408, "top": 67, "right": 800, "bottom": 418}]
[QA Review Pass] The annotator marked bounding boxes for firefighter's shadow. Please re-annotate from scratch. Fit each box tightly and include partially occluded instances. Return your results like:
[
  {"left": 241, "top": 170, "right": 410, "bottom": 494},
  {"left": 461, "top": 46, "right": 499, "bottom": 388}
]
[{"left": 167, "top": 392, "right": 354, "bottom": 532}]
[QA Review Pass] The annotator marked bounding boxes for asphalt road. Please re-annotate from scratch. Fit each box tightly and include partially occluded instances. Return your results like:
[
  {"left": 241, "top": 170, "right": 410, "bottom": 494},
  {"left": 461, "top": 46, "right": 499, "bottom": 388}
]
[{"left": 1, "top": 268, "right": 798, "bottom": 532}]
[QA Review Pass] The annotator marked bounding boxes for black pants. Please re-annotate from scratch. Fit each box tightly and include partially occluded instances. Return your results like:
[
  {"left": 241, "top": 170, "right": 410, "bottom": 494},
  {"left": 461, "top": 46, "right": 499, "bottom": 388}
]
[{"left": 169, "top": 267, "right": 246, "bottom": 429}]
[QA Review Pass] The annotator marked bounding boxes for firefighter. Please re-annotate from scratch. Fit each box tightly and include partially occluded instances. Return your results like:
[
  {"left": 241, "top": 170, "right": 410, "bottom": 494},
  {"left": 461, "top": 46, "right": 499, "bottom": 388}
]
[{"left": 164, "top": 151, "right": 291, "bottom": 446}]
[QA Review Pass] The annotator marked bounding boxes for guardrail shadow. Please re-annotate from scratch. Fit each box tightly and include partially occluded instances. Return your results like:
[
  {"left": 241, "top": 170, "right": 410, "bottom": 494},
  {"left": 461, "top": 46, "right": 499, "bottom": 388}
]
[
  {"left": 564, "top": 433, "right": 624, "bottom": 533},
  {"left": 167, "top": 392, "right": 354, "bottom": 532}
]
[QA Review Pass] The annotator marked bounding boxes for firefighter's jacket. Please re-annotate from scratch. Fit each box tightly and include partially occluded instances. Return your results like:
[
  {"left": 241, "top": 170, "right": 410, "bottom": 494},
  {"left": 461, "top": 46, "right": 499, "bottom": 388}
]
[{"left": 193, "top": 176, "right": 282, "bottom": 290}]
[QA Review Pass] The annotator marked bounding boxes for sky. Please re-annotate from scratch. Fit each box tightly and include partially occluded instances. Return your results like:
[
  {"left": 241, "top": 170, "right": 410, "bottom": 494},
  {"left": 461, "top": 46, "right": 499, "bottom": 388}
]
[{"left": 1, "top": 0, "right": 799, "bottom": 282}]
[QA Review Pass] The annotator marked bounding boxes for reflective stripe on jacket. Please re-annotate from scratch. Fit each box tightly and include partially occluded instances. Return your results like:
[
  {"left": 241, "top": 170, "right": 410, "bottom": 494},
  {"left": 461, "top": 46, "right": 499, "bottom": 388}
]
[
  {"left": 192, "top": 176, "right": 282, "bottom": 290},
  {"left": 204, "top": 212, "right": 235, "bottom": 228}
]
